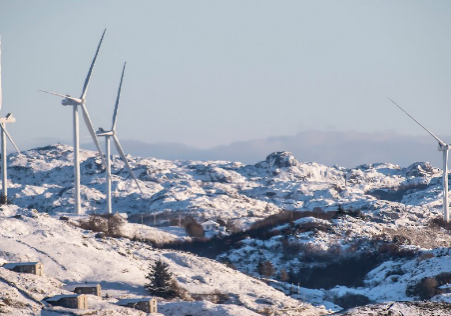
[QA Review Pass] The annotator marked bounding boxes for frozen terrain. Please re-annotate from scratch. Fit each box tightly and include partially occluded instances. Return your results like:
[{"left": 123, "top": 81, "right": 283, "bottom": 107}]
[
  {"left": 1, "top": 145, "right": 451, "bottom": 314},
  {"left": 0, "top": 205, "right": 323, "bottom": 315}
]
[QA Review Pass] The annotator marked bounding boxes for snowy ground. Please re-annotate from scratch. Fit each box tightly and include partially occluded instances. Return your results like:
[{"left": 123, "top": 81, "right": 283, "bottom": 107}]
[
  {"left": 1, "top": 146, "right": 451, "bottom": 314},
  {"left": 0, "top": 205, "right": 325, "bottom": 315},
  {"left": 340, "top": 301, "right": 451, "bottom": 315}
]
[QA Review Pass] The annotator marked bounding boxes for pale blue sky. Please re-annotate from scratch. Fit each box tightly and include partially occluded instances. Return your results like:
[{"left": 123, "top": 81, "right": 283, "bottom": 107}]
[{"left": 1, "top": 1, "right": 451, "bottom": 166}]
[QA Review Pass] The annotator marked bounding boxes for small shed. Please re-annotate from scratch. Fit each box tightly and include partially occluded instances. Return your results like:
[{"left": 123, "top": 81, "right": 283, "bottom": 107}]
[
  {"left": 3, "top": 262, "right": 43, "bottom": 276},
  {"left": 46, "top": 294, "right": 88, "bottom": 309},
  {"left": 117, "top": 298, "right": 157, "bottom": 313},
  {"left": 201, "top": 220, "right": 220, "bottom": 231},
  {"left": 66, "top": 283, "right": 101, "bottom": 296}
]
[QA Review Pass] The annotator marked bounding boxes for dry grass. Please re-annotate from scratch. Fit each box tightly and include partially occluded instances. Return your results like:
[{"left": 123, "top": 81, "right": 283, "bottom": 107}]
[{"left": 383, "top": 226, "right": 451, "bottom": 249}]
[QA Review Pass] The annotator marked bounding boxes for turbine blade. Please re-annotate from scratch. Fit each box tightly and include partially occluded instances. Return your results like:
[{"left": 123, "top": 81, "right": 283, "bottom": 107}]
[
  {"left": 80, "top": 29, "right": 106, "bottom": 100},
  {"left": 0, "top": 124, "right": 20, "bottom": 154},
  {"left": 111, "top": 62, "right": 126, "bottom": 131},
  {"left": 80, "top": 103, "right": 107, "bottom": 168},
  {"left": 112, "top": 135, "right": 143, "bottom": 194},
  {"left": 39, "top": 90, "right": 68, "bottom": 98},
  {"left": 388, "top": 97, "right": 447, "bottom": 147}
]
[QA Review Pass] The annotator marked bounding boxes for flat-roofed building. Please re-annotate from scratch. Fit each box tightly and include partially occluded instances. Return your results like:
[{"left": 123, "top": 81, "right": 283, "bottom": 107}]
[
  {"left": 117, "top": 297, "right": 157, "bottom": 313},
  {"left": 65, "top": 283, "right": 101, "bottom": 296},
  {"left": 46, "top": 294, "right": 88, "bottom": 309},
  {"left": 2, "top": 262, "right": 43, "bottom": 276}
]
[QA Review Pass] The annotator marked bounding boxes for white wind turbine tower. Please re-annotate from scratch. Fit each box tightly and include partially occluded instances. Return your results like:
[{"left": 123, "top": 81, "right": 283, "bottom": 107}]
[
  {"left": 97, "top": 62, "right": 143, "bottom": 214},
  {"left": 0, "top": 36, "right": 21, "bottom": 204},
  {"left": 389, "top": 98, "right": 450, "bottom": 221},
  {"left": 40, "top": 30, "right": 107, "bottom": 214}
]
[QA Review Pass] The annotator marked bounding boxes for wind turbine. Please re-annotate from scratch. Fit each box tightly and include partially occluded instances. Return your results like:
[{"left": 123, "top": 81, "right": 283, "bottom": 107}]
[
  {"left": 97, "top": 62, "right": 143, "bottom": 213},
  {"left": 40, "top": 30, "right": 107, "bottom": 214},
  {"left": 0, "top": 36, "right": 21, "bottom": 204},
  {"left": 389, "top": 97, "right": 450, "bottom": 221}
]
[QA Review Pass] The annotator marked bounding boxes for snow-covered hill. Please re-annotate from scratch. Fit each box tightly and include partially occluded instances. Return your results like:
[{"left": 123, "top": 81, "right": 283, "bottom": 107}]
[
  {"left": 0, "top": 205, "right": 324, "bottom": 315},
  {"left": 2, "top": 144, "right": 451, "bottom": 314},
  {"left": 5, "top": 144, "right": 445, "bottom": 224}
]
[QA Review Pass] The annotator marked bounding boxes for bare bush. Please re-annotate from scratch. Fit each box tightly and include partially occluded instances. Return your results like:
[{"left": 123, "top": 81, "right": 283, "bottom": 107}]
[
  {"left": 279, "top": 269, "right": 289, "bottom": 282},
  {"left": 417, "top": 253, "right": 434, "bottom": 262},
  {"left": 296, "top": 221, "right": 331, "bottom": 234},
  {"left": 191, "top": 289, "right": 229, "bottom": 304},
  {"left": 384, "top": 226, "right": 451, "bottom": 249},
  {"left": 333, "top": 205, "right": 365, "bottom": 220},
  {"left": 429, "top": 217, "right": 451, "bottom": 231},
  {"left": 226, "top": 219, "right": 241, "bottom": 233},
  {"left": 406, "top": 277, "right": 439, "bottom": 300},
  {"left": 250, "top": 209, "right": 334, "bottom": 232},
  {"left": 282, "top": 239, "right": 303, "bottom": 260},
  {"left": 78, "top": 214, "right": 126, "bottom": 237},
  {"left": 257, "top": 260, "right": 275, "bottom": 277},
  {"left": 185, "top": 221, "right": 204, "bottom": 238},
  {"left": 334, "top": 293, "right": 371, "bottom": 309}
]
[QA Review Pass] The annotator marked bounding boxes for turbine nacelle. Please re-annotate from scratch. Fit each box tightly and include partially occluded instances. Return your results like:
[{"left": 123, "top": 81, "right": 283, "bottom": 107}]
[
  {"left": 438, "top": 144, "right": 451, "bottom": 152},
  {"left": 0, "top": 113, "right": 16, "bottom": 124},
  {"left": 96, "top": 128, "right": 114, "bottom": 137},
  {"left": 61, "top": 96, "right": 83, "bottom": 106}
]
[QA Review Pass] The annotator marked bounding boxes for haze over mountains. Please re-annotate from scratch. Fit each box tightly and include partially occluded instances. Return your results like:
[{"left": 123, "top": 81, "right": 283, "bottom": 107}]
[{"left": 75, "top": 130, "right": 444, "bottom": 168}]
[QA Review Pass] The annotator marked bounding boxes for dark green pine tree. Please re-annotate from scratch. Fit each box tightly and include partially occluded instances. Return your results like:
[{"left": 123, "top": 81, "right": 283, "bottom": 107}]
[{"left": 145, "top": 259, "right": 177, "bottom": 298}]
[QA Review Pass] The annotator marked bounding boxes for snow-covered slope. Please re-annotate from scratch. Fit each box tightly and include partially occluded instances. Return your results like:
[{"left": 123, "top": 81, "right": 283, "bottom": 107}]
[
  {"left": 2, "top": 145, "right": 451, "bottom": 314},
  {"left": 5, "top": 145, "right": 445, "bottom": 224},
  {"left": 0, "top": 205, "right": 324, "bottom": 315}
]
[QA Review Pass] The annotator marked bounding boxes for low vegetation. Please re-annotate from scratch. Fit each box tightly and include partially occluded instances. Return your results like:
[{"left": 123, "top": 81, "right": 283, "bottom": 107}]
[
  {"left": 154, "top": 209, "right": 337, "bottom": 257},
  {"left": 406, "top": 272, "right": 451, "bottom": 300},
  {"left": 333, "top": 293, "right": 371, "bottom": 309},
  {"left": 78, "top": 214, "right": 126, "bottom": 238},
  {"left": 429, "top": 217, "right": 451, "bottom": 231}
]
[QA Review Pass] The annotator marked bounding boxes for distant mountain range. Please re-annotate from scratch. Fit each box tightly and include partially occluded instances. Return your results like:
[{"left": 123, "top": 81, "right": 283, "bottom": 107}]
[{"left": 75, "top": 130, "right": 443, "bottom": 168}]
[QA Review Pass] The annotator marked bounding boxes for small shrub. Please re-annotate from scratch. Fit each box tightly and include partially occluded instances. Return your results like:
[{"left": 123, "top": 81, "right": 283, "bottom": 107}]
[
  {"left": 435, "top": 272, "right": 451, "bottom": 286},
  {"left": 407, "top": 272, "right": 451, "bottom": 300},
  {"left": 257, "top": 260, "right": 275, "bottom": 277},
  {"left": 417, "top": 253, "right": 434, "bottom": 262},
  {"left": 282, "top": 240, "right": 303, "bottom": 260},
  {"left": 210, "top": 289, "right": 230, "bottom": 304},
  {"left": 216, "top": 218, "right": 226, "bottom": 226},
  {"left": 333, "top": 205, "right": 365, "bottom": 220},
  {"left": 406, "top": 277, "right": 438, "bottom": 300},
  {"left": 385, "top": 267, "right": 404, "bottom": 278},
  {"left": 250, "top": 209, "right": 334, "bottom": 232},
  {"left": 226, "top": 219, "right": 241, "bottom": 233},
  {"left": 78, "top": 214, "right": 126, "bottom": 237},
  {"left": 429, "top": 217, "right": 451, "bottom": 231},
  {"left": 378, "top": 242, "right": 415, "bottom": 259},
  {"left": 296, "top": 221, "right": 330, "bottom": 234},
  {"left": 185, "top": 221, "right": 204, "bottom": 238},
  {"left": 392, "top": 235, "right": 411, "bottom": 245},
  {"left": 258, "top": 307, "right": 274, "bottom": 316},
  {"left": 334, "top": 293, "right": 371, "bottom": 309},
  {"left": 279, "top": 269, "right": 289, "bottom": 282}
]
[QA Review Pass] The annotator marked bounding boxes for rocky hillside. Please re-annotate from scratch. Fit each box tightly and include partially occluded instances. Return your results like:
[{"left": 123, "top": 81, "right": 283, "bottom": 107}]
[
  {"left": 2, "top": 144, "right": 451, "bottom": 314},
  {"left": 5, "top": 144, "right": 444, "bottom": 225}
]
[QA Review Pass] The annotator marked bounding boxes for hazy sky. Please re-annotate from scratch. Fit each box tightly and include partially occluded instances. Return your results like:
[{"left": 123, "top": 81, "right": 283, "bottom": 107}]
[{"left": 1, "top": 1, "right": 451, "bottom": 165}]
